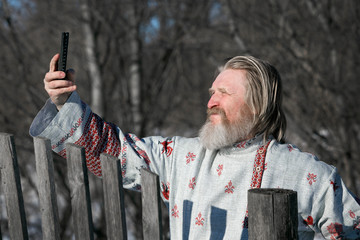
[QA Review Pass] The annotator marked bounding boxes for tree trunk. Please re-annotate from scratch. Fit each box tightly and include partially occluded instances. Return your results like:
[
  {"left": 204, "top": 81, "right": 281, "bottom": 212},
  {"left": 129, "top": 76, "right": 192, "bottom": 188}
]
[
  {"left": 81, "top": 1, "right": 104, "bottom": 117},
  {"left": 128, "top": 2, "right": 143, "bottom": 135}
]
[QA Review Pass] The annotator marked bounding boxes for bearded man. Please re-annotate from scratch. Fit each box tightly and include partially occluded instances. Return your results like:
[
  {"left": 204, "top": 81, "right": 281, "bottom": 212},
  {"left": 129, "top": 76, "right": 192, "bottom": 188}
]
[{"left": 30, "top": 55, "right": 360, "bottom": 239}]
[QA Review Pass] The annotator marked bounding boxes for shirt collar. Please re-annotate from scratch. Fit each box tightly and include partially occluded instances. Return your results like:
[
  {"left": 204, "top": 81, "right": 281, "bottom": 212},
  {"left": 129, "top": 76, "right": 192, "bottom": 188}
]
[
  {"left": 219, "top": 134, "right": 266, "bottom": 154},
  {"left": 232, "top": 135, "right": 259, "bottom": 149}
]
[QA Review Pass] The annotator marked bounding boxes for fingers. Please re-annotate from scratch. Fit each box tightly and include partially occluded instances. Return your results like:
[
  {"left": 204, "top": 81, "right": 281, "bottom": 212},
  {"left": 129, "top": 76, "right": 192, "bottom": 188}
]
[
  {"left": 43, "top": 69, "right": 76, "bottom": 89},
  {"left": 49, "top": 54, "right": 60, "bottom": 72},
  {"left": 45, "top": 54, "right": 77, "bottom": 109},
  {"left": 47, "top": 85, "right": 77, "bottom": 98},
  {"left": 44, "top": 70, "right": 77, "bottom": 99},
  {"left": 45, "top": 79, "right": 75, "bottom": 90},
  {"left": 44, "top": 71, "right": 66, "bottom": 83}
]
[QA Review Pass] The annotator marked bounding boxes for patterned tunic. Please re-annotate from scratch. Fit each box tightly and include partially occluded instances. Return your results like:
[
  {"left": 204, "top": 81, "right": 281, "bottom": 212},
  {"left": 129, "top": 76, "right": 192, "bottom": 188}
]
[{"left": 30, "top": 92, "right": 360, "bottom": 239}]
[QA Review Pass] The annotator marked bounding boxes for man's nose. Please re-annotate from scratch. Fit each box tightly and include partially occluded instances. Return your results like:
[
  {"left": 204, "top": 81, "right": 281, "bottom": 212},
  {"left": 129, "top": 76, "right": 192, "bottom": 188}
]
[{"left": 207, "top": 94, "right": 219, "bottom": 109}]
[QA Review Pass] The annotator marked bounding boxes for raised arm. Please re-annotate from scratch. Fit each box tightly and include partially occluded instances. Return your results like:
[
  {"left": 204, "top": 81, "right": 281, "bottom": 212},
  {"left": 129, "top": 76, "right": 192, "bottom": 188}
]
[{"left": 31, "top": 55, "right": 175, "bottom": 192}]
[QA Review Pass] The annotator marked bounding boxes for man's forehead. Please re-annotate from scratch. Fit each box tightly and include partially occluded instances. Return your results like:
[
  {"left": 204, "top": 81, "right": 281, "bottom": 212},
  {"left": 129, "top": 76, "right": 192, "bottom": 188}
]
[{"left": 211, "top": 69, "right": 248, "bottom": 89}]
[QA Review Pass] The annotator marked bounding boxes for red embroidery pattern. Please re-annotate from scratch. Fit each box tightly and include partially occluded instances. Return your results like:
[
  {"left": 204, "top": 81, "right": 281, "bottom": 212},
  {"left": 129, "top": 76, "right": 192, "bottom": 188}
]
[
  {"left": 128, "top": 134, "right": 141, "bottom": 142},
  {"left": 287, "top": 144, "right": 294, "bottom": 152},
  {"left": 349, "top": 210, "right": 356, "bottom": 219},
  {"left": 125, "top": 134, "right": 151, "bottom": 165},
  {"left": 138, "top": 150, "right": 150, "bottom": 165},
  {"left": 52, "top": 101, "right": 87, "bottom": 149},
  {"left": 303, "top": 216, "right": 314, "bottom": 226},
  {"left": 160, "top": 140, "right": 174, "bottom": 157},
  {"left": 120, "top": 144, "right": 128, "bottom": 177},
  {"left": 189, "top": 177, "right": 196, "bottom": 189},
  {"left": 250, "top": 140, "right": 271, "bottom": 189},
  {"left": 217, "top": 164, "right": 223, "bottom": 176},
  {"left": 243, "top": 139, "right": 271, "bottom": 229},
  {"left": 327, "top": 222, "right": 344, "bottom": 240},
  {"left": 225, "top": 180, "right": 235, "bottom": 194},
  {"left": 58, "top": 148, "right": 66, "bottom": 158},
  {"left": 161, "top": 181, "right": 170, "bottom": 200},
  {"left": 171, "top": 204, "right": 179, "bottom": 218},
  {"left": 74, "top": 113, "right": 121, "bottom": 177},
  {"left": 235, "top": 141, "right": 246, "bottom": 148},
  {"left": 121, "top": 144, "right": 127, "bottom": 154},
  {"left": 195, "top": 212, "right": 205, "bottom": 226},
  {"left": 186, "top": 152, "right": 196, "bottom": 164},
  {"left": 120, "top": 157, "right": 127, "bottom": 177},
  {"left": 307, "top": 173, "right": 317, "bottom": 185}
]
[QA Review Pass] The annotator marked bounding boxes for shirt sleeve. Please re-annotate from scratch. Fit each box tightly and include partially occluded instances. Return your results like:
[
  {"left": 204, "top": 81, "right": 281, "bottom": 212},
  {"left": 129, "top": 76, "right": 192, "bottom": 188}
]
[
  {"left": 311, "top": 168, "right": 360, "bottom": 239},
  {"left": 29, "top": 91, "right": 175, "bottom": 197}
]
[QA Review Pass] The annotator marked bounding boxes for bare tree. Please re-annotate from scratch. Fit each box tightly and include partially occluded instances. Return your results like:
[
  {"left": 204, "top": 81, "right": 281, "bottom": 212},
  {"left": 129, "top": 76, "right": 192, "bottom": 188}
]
[
  {"left": 81, "top": 0, "right": 104, "bottom": 117},
  {"left": 0, "top": 0, "right": 359, "bottom": 239}
]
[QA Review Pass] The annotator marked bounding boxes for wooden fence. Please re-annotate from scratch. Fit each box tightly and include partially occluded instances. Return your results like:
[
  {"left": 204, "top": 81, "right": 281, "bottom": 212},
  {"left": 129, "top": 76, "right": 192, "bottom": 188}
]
[
  {"left": 0, "top": 133, "right": 163, "bottom": 240},
  {"left": 0, "top": 132, "right": 298, "bottom": 240}
]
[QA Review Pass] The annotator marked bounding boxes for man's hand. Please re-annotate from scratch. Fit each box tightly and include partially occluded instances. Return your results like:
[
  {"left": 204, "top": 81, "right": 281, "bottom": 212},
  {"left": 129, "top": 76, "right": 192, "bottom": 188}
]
[{"left": 44, "top": 54, "right": 77, "bottom": 110}]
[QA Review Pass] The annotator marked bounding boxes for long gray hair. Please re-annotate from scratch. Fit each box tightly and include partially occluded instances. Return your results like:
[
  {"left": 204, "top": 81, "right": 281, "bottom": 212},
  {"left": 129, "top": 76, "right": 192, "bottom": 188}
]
[{"left": 223, "top": 56, "right": 287, "bottom": 142}]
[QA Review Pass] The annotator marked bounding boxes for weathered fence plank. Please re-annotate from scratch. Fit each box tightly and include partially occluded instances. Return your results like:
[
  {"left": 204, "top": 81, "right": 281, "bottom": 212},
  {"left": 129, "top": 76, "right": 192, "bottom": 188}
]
[
  {"left": 101, "top": 153, "right": 127, "bottom": 240},
  {"left": 0, "top": 133, "right": 28, "bottom": 240},
  {"left": 248, "top": 188, "right": 298, "bottom": 240},
  {"left": 66, "top": 143, "right": 94, "bottom": 240},
  {"left": 34, "top": 137, "right": 61, "bottom": 240},
  {"left": 141, "top": 168, "right": 163, "bottom": 240}
]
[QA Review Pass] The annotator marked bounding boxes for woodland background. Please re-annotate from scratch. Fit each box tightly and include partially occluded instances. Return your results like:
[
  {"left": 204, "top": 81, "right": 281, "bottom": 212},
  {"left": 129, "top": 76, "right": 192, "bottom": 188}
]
[{"left": 0, "top": 0, "right": 359, "bottom": 239}]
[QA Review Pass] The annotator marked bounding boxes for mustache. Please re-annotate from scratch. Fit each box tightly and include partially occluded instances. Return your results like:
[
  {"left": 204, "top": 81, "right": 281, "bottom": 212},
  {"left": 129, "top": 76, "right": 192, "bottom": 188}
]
[{"left": 207, "top": 107, "right": 227, "bottom": 119}]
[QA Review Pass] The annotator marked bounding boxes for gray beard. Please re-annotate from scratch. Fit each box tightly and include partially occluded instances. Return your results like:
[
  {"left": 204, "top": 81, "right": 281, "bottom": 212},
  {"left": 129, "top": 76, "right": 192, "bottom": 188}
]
[{"left": 199, "top": 114, "right": 254, "bottom": 150}]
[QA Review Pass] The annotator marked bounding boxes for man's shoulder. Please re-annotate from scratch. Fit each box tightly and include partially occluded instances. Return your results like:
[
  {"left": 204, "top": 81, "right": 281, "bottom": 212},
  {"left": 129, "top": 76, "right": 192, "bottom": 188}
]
[
  {"left": 268, "top": 140, "right": 335, "bottom": 173},
  {"left": 269, "top": 141, "right": 316, "bottom": 159}
]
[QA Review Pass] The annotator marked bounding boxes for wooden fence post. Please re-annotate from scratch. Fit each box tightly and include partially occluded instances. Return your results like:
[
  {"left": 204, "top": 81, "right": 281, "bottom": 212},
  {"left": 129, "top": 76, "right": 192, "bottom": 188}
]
[
  {"left": 101, "top": 153, "right": 127, "bottom": 240},
  {"left": 0, "top": 133, "right": 28, "bottom": 240},
  {"left": 33, "top": 137, "right": 61, "bottom": 240},
  {"left": 141, "top": 168, "right": 162, "bottom": 240},
  {"left": 248, "top": 188, "right": 298, "bottom": 240},
  {"left": 66, "top": 143, "right": 94, "bottom": 240}
]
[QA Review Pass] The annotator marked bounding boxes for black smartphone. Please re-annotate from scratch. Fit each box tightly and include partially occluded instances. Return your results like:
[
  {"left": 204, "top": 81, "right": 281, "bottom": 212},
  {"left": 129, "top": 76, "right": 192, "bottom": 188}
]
[{"left": 58, "top": 32, "right": 69, "bottom": 75}]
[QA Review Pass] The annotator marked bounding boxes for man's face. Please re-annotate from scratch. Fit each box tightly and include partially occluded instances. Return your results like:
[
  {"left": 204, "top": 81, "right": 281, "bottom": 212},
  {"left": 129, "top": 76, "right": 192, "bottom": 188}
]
[
  {"left": 207, "top": 69, "right": 253, "bottom": 126},
  {"left": 199, "top": 69, "right": 255, "bottom": 150}
]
